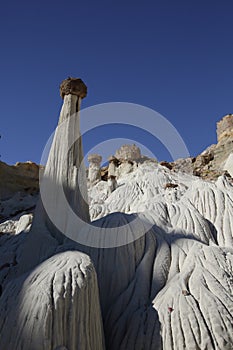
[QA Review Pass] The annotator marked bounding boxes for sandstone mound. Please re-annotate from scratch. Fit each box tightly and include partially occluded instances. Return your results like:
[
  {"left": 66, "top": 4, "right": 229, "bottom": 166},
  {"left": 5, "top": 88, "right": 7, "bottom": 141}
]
[{"left": 0, "top": 252, "right": 105, "bottom": 350}]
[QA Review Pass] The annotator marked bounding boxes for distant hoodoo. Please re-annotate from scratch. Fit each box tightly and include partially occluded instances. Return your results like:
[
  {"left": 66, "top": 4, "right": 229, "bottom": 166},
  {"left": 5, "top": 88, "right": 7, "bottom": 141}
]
[
  {"left": 88, "top": 154, "right": 102, "bottom": 185},
  {"left": 115, "top": 144, "right": 141, "bottom": 161}
]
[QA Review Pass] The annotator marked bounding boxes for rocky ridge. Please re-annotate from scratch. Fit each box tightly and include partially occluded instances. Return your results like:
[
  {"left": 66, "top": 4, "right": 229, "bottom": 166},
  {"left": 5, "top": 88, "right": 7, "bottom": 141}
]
[{"left": 166, "top": 114, "right": 233, "bottom": 180}]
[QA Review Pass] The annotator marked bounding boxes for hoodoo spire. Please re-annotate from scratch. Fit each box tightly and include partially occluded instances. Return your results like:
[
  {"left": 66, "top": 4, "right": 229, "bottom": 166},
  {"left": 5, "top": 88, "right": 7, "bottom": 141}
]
[
  {"left": 41, "top": 77, "right": 90, "bottom": 233},
  {"left": 26, "top": 77, "right": 90, "bottom": 258}
]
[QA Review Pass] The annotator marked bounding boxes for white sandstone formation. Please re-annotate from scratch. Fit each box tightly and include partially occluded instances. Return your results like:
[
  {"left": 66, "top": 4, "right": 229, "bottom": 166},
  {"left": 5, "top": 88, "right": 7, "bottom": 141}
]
[
  {"left": 0, "top": 78, "right": 105, "bottom": 350},
  {"left": 15, "top": 213, "right": 33, "bottom": 234},
  {"left": 224, "top": 153, "right": 233, "bottom": 177},
  {"left": 108, "top": 155, "right": 118, "bottom": 177},
  {"left": 117, "top": 159, "right": 137, "bottom": 177},
  {"left": 86, "top": 163, "right": 233, "bottom": 349},
  {"left": 0, "top": 80, "right": 232, "bottom": 350},
  {"left": 0, "top": 213, "right": 33, "bottom": 235},
  {"left": 88, "top": 153, "right": 102, "bottom": 185},
  {"left": 107, "top": 175, "right": 117, "bottom": 194},
  {"left": 17, "top": 78, "right": 90, "bottom": 275},
  {"left": 113, "top": 144, "right": 141, "bottom": 177},
  {"left": 0, "top": 252, "right": 105, "bottom": 350},
  {"left": 115, "top": 144, "right": 141, "bottom": 160}
]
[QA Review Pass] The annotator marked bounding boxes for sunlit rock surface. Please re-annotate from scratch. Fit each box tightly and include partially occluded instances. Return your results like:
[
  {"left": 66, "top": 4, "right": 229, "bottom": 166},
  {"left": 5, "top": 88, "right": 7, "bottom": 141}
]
[
  {"left": 0, "top": 80, "right": 232, "bottom": 349},
  {"left": 1, "top": 159, "right": 232, "bottom": 349},
  {"left": 0, "top": 252, "right": 105, "bottom": 350}
]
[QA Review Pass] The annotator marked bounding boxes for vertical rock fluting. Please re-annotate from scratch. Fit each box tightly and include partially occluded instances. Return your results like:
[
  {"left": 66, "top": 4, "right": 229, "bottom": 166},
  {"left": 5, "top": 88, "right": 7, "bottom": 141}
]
[
  {"left": 0, "top": 252, "right": 105, "bottom": 350},
  {"left": 42, "top": 77, "right": 90, "bottom": 232},
  {"left": 1, "top": 80, "right": 232, "bottom": 350},
  {"left": 0, "top": 78, "right": 106, "bottom": 350},
  {"left": 17, "top": 78, "right": 90, "bottom": 274}
]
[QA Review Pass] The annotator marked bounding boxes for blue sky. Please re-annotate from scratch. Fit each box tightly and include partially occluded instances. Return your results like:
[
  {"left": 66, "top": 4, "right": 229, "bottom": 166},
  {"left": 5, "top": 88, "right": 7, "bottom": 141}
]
[{"left": 0, "top": 0, "right": 232, "bottom": 165}]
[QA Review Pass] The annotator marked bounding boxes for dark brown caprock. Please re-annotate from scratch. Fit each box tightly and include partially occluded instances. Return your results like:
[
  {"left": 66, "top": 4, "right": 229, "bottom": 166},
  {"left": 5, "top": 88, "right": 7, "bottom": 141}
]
[{"left": 60, "top": 77, "right": 87, "bottom": 99}]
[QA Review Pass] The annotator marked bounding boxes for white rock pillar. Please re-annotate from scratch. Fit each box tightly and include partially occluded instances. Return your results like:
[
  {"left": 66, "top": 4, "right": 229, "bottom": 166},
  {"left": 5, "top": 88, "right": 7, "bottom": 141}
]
[
  {"left": 108, "top": 155, "right": 118, "bottom": 177},
  {"left": 23, "top": 78, "right": 90, "bottom": 263},
  {"left": 88, "top": 154, "right": 102, "bottom": 185}
]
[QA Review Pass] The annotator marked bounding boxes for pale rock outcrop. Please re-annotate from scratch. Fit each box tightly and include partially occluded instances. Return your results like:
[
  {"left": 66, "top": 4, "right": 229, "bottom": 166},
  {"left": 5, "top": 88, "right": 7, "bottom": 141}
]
[
  {"left": 158, "top": 114, "right": 233, "bottom": 181},
  {"left": 108, "top": 155, "right": 118, "bottom": 177},
  {"left": 196, "top": 114, "right": 233, "bottom": 180},
  {"left": 0, "top": 79, "right": 105, "bottom": 350},
  {"left": 114, "top": 144, "right": 141, "bottom": 177},
  {"left": 0, "top": 219, "right": 17, "bottom": 234},
  {"left": 169, "top": 157, "right": 194, "bottom": 174},
  {"left": 0, "top": 213, "right": 33, "bottom": 235},
  {"left": 88, "top": 153, "right": 102, "bottom": 185},
  {"left": 0, "top": 252, "right": 105, "bottom": 350},
  {"left": 224, "top": 153, "right": 233, "bottom": 177},
  {"left": 17, "top": 78, "right": 90, "bottom": 275},
  {"left": 15, "top": 213, "right": 33, "bottom": 234},
  {"left": 115, "top": 144, "right": 141, "bottom": 161},
  {"left": 0, "top": 161, "right": 40, "bottom": 201},
  {"left": 0, "top": 81, "right": 233, "bottom": 350},
  {"left": 86, "top": 162, "right": 233, "bottom": 349},
  {"left": 89, "top": 162, "right": 233, "bottom": 248},
  {"left": 77, "top": 209, "right": 233, "bottom": 350},
  {"left": 117, "top": 159, "right": 136, "bottom": 177},
  {"left": 217, "top": 114, "right": 233, "bottom": 142}
]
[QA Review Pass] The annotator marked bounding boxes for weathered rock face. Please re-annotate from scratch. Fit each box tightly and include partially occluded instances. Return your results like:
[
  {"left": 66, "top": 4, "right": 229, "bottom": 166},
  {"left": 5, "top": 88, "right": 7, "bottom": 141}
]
[
  {"left": 0, "top": 161, "right": 40, "bottom": 201},
  {"left": 0, "top": 252, "right": 105, "bottom": 350},
  {"left": 160, "top": 115, "right": 233, "bottom": 181},
  {"left": 60, "top": 77, "right": 87, "bottom": 99},
  {"left": 217, "top": 114, "right": 233, "bottom": 142},
  {"left": 224, "top": 153, "right": 233, "bottom": 177},
  {"left": 106, "top": 154, "right": 138, "bottom": 179},
  {"left": 194, "top": 114, "right": 233, "bottom": 180},
  {"left": 86, "top": 163, "right": 233, "bottom": 349},
  {"left": 117, "top": 159, "right": 136, "bottom": 177},
  {"left": 108, "top": 156, "right": 118, "bottom": 177},
  {"left": 0, "top": 84, "right": 233, "bottom": 350},
  {"left": 0, "top": 161, "right": 39, "bottom": 223},
  {"left": 115, "top": 144, "right": 141, "bottom": 161},
  {"left": 171, "top": 157, "right": 194, "bottom": 174},
  {"left": 88, "top": 154, "right": 102, "bottom": 185},
  {"left": 0, "top": 213, "right": 33, "bottom": 235}
]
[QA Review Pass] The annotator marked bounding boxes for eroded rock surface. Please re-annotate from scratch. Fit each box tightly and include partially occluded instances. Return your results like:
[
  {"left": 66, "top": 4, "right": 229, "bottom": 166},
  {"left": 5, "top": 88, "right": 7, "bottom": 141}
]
[
  {"left": 0, "top": 161, "right": 40, "bottom": 201},
  {"left": 0, "top": 83, "right": 232, "bottom": 350},
  {"left": 0, "top": 252, "right": 105, "bottom": 350},
  {"left": 88, "top": 153, "right": 102, "bottom": 186}
]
